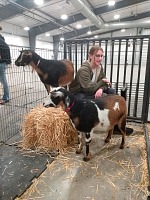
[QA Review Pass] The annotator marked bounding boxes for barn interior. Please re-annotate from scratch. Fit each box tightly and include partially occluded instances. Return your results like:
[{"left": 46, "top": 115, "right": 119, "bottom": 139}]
[{"left": 0, "top": 0, "right": 150, "bottom": 200}]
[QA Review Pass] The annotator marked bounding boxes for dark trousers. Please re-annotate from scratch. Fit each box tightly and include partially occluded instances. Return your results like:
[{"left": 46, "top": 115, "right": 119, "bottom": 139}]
[{"left": 72, "top": 87, "right": 116, "bottom": 101}]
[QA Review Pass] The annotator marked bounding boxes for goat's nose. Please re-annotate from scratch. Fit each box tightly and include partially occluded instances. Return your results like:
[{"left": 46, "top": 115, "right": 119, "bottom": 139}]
[
  {"left": 44, "top": 105, "right": 49, "bottom": 108},
  {"left": 43, "top": 103, "right": 55, "bottom": 108},
  {"left": 15, "top": 61, "right": 20, "bottom": 66}
]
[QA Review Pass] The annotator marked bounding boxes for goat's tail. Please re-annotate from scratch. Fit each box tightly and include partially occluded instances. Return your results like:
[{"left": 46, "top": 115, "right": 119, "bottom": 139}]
[{"left": 121, "top": 86, "right": 127, "bottom": 101}]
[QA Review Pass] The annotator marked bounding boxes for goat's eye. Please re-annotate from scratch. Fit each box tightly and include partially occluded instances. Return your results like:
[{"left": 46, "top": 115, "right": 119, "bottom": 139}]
[{"left": 23, "top": 55, "right": 28, "bottom": 58}]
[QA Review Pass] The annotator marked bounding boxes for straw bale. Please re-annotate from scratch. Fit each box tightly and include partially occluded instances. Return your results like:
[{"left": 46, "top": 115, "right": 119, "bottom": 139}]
[{"left": 21, "top": 106, "right": 77, "bottom": 152}]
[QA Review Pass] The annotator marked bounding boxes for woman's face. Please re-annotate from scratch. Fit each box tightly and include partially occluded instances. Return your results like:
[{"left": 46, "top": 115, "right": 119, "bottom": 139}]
[{"left": 89, "top": 49, "right": 104, "bottom": 68}]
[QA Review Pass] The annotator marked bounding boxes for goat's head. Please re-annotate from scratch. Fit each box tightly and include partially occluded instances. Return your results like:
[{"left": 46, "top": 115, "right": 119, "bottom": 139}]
[
  {"left": 43, "top": 87, "right": 74, "bottom": 110},
  {"left": 15, "top": 50, "right": 32, "bottom": 66}
]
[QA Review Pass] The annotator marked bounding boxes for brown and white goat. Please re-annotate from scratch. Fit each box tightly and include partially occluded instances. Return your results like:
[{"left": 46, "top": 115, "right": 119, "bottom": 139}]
[
  {"left": 43, "top": 88, "right": 127, "bottom": 161},
  {"left": 15, "top": 50, "right": 74, "bottom": 94}
]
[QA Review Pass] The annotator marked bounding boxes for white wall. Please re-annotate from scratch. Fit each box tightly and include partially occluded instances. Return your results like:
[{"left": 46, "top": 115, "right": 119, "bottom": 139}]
[
  {"left": 2, "top": 33, "right": 29, "bottom": 47},
  {"left": 95, "top": 28, "right": 150, "bottom": 39},
  {"left": 1, "top": 24, "right": 53, "bottom": 50},
  {"left": 0, "top": 32, "right": 54, "bottom": 63},
  {"left": 36, "top": 40, "right": 53, "bottom": 50},
  {"left": 1, "top": 33, "right": 53, "bottom": 50},
  {"left": 98, "top": 28, "right": 138, "bottom": 39},
  {"left": 142, "top": 28, "right": 150, "bottom": 35},
  {"left": 0, "top": 22, "right": 28, "bottom": 37}
]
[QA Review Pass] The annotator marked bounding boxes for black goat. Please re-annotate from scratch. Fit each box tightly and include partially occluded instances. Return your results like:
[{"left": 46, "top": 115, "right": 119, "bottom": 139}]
[
  {"left": 43, "top": 87, "right": 127, "bottom": 161},
  {"left": 15, "top": 50, "right": 74, "bottom": 94}
]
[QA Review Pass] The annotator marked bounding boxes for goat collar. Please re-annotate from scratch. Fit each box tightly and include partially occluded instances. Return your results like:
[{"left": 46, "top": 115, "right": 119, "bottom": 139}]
[
  {"left": 37, "top": 60, "right": 40, "bottom": 67},
  {"left": 31, "top": 60, "right": 40, "bottom": 73},
  {"left": 65, "top": 101, "right": 75, "bottom": 112}
]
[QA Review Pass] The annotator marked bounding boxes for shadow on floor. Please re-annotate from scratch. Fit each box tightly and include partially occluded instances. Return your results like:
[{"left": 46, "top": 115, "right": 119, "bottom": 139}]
[{"left": 0, "top": 133, "right": 54, "bottom": 200}]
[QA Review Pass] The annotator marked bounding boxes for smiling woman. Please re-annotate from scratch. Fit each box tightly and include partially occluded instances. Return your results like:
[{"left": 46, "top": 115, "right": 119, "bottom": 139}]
[{"left": 69, "top": 45, "right": 115, "bottom": 100}]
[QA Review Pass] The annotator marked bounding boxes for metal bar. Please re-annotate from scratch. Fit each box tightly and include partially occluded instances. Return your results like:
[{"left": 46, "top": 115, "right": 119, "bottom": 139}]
[
  {"left": 63, "top": 42, "right": 67, "bottom": 59},
  {"left": 86, "top": 42, "right": 89, "bottom": 60},
  {"left": 127, "top": 116, "right": 142, "bottom": 121},
  {"left": 99, "top": 40, "right": 101, "bottom": 47},
  {"left": 110, "top": 40, "right": 114, "bottom": 83},
  {"left": 66, "top": 35, "right": 150, "bottom": 42},
  {"left": 123, "top": 39, "right": 129, "bottom": 85},
  {"left": 116, "top": 40, "right": 121, "bottom": 94},
  {"left": 128, "top": 39, "right": 136, "bottom": 115},
  {"left": 69, "top": 43, "right": 72, "bottom": 61},
  {"left": 75, "top": 43, "right": 78, "bottom": 73},
  {"left": 144, "top": 124, "right": 150, "bottom": 192},
  {"left": 81, "top": 43, "right": 83, "bottom": 65},
  {"left": 133, "top": 39, "right": 143, "bottom": 117},
  {"left": 104, "top": 40, "right": 108, "bottom": 74},
  {"left": 142, "top": 37, "right": 150, "bottom": 123}
]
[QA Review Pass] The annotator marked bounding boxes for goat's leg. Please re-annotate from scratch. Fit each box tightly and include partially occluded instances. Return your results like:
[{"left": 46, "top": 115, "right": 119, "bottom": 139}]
[
  {"left": 44, "top": 84, "right": 51, "bottom": 94},
  {"left": 66, "top": 85, "right": 69, "bottom": 91},
  {"left": 83, "top": 133, "right": 92, "bottom": 161},
  {"left": 105, "top": 129, "right": 113, "bottom": 143},
  {"left": 118, "top": 116, "right": 126, "bottom": 149},
  {"left": 76, "top": 131, "right": 83, "bottom": 154}
]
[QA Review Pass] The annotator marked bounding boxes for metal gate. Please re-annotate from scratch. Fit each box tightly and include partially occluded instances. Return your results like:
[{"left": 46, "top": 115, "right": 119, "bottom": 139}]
[{"left": 64, "top": 35, "right": 150, "bottom": 123}]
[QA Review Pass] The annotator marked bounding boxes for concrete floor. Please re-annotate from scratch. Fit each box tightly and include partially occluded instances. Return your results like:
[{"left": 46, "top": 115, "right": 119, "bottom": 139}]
[{"left": 16, "top": 123, "right": 149, "bottom": 200}]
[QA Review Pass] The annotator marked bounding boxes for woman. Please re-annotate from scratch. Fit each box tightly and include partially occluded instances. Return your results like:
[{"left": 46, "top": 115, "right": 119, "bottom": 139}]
[
  {"left": 69, "top": 45, "right": 115, "bottom": 100},
  {"left": 69, "top": 45, "right": 133, "bottom": 135}
]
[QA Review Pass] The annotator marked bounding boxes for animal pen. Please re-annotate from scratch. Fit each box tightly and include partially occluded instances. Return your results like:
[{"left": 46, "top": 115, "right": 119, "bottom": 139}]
[{"left": 1, "top": 35, "right": 150, "bottom": 198}]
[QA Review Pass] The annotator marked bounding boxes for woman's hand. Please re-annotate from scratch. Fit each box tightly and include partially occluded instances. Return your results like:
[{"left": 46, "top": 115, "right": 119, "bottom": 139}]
[
  {"left": 95, "top": 88, "right": 103, "bottom": 98},
  {"left": 102, "top": 78, "right": 112, "bottom": 87}
]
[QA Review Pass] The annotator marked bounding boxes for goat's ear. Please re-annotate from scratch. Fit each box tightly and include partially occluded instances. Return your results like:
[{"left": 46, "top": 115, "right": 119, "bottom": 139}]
[{"left": 19, "top": 48, "right": 23, "bottom": 52}]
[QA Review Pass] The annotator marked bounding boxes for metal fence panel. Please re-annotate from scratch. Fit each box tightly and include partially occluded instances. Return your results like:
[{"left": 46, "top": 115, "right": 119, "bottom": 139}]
[
  {"left": 64, "top": 35, "right": 150, "bottom": 123},
  {"left": 0, "top": 46, "right": 63, "bottom": 142}
]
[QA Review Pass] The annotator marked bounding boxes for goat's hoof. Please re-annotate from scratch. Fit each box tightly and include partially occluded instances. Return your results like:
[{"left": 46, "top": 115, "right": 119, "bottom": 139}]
[
  {"left": 105, "top": 138, "right": 110, "bottom": 143},
  {"left": 83, "top": 153, "right": 91, "bottom": 161},
  {"left": 76, "top": 149, "right": 81, "bottom": 154},
  {"left": 83, "top": 156, "right": 90, "bottom": 162},
  {"left": 120, "top": 144, "right": 124, "bottom": 149}
]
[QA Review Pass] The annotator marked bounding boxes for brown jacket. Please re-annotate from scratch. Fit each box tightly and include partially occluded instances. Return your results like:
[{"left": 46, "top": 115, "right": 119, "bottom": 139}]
[{"left": 69, "top": 61, "right": 108, "bottom": 95}]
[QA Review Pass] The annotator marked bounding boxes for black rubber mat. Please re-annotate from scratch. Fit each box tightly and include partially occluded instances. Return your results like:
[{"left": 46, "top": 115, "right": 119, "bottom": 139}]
[{"left": 0, "top": 143, "right": 54, "bottom": 200}]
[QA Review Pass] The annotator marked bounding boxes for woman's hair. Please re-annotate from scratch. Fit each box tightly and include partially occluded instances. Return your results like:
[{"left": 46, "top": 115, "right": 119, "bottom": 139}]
[
  {"left": 89, "top": 45, "right": 103, "bottom": 55},
  {"left": 88, "top": 45, "right": 103, "bottom": 61}
]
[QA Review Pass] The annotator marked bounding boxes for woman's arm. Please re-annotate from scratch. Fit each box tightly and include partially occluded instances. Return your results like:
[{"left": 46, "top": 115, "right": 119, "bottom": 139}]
[{"left": 77, "top": 66, "right": 108, "bottom": 95}]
